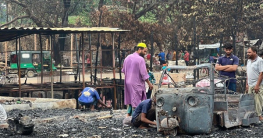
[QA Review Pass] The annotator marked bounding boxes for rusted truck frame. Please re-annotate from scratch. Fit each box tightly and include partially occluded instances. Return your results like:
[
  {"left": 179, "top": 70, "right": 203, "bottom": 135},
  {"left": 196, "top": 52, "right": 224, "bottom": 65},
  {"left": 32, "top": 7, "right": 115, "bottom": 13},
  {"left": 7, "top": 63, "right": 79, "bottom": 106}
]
[{"left": 155, "top": 63, "right": 258, "bottom": 136}]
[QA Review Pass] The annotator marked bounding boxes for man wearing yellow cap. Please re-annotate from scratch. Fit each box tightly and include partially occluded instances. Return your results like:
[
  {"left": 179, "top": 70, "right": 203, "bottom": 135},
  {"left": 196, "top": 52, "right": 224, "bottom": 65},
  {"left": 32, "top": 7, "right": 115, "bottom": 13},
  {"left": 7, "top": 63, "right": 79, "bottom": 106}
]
[{"left": 122, "top": 43, "right": 154, "bottom": 116}]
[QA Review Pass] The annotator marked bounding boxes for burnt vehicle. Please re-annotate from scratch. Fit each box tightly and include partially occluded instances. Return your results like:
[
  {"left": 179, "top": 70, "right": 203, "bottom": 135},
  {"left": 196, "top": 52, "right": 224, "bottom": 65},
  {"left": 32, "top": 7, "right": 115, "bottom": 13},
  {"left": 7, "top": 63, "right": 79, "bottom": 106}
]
[{"left": 155, "top": 63, "right": 259, "bottom": 136}]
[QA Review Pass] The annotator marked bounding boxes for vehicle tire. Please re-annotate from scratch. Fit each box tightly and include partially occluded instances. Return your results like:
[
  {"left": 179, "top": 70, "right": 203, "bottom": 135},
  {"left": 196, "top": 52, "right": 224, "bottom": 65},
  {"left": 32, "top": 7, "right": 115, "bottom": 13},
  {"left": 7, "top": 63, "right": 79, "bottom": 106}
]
[
  {"left": 170, "top": 129, "right": 177, "bottom": 136},
  {"left": 27, "top": 70, "right": 35, "bottom": 78},
  {"left": 236, "top": 69, "right": 242, "bottom": 76},
  {"left": 19, "top": 71, "right": 25, "bottom": 78},
  {"left": 164, "top": 129, "right": 177, "bottom": 136}
]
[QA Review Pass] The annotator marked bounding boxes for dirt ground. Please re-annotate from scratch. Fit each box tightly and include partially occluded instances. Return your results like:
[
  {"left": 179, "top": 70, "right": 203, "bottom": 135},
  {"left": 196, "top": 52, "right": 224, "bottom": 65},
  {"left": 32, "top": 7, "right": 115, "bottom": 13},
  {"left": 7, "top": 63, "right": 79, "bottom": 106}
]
[{"left": 1, "top": 108, "right": 263, "bottom": 138}]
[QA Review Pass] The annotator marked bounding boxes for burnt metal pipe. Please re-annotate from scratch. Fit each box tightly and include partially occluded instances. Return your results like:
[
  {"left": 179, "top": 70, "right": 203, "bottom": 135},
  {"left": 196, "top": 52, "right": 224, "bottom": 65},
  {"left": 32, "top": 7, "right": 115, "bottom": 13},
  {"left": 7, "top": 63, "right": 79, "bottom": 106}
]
[
  {"left": 118, "top": 33, "right": 122, "bottom": 82},
  {"left": 197, "top": 36, "right": 199, "bottom": 80},
  {"left": 75, "top": 35, "right": 79, "bottom": 82},
  {"left": 88, "top": 33, "right": 92, "bottom": 84},
  {"left": 94, "top": 33, "right": 100, "bottom": 85},
  {"left": 81, "top": 32, "right": 85, "bottom": 89},
  {"left": 117, "top": 33, "right": 122, "bottom": 109},
  {"left": 16, "top": 36, "right": 21, "bottom": 97},
  {"left": 50, "top": 35, "right": 54, "bottom": 98},
  {"left": 78, "top": 36, "right": 81, "bottom": 82},
  {"left": 209, "top": 63, "right": 214, "bottom": 95},
  {"left": 39, "top": 34, "right": 43, "bottom": 87},
  {"left": 18, "top": 36, "right": 22, "bottom": 97},
  {"left": 175, "top": 33, "right": 178, "bottom": 73},
  {"left": 112, "top": 33, "right": 117, "bottom": 109},
  {"left": 100, "top": 35, "right": 103, "bottom": 84},
  {"left": 59, "top": 35, "right": 64, "bottom": 83},
  {"left": 112, "top": 33, "right": 116, "bottom": 79}
]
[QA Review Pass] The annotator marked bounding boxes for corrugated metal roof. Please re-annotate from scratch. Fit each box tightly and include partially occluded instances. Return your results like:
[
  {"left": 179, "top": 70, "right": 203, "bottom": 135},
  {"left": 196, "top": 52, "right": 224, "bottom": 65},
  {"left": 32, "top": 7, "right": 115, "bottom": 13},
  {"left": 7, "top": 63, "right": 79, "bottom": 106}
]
[
  {"left": 0, "top": 27, "right": 129, "bottom": 32},
  {"left": 0, "top": 27, "right": 129, "bottom": 42}
]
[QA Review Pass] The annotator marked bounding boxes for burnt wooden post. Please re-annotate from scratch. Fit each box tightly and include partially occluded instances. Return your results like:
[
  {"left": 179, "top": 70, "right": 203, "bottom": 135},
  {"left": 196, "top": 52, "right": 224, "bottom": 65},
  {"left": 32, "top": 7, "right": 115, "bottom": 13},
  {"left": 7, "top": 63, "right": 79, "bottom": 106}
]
[
  {"left": 39, "top": 34, "right": 43, "bottom": 87},
  {"left": 81, "top": 33, "right": 85, "bottom": 89},
  {"left": 112, "top": 33, "right": 117, "bottom": 110}
]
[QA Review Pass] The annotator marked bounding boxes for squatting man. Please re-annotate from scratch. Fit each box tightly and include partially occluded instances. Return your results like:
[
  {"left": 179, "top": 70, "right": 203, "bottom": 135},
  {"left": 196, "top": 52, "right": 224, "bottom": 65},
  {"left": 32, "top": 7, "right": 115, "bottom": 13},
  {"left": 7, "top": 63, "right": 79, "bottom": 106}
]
[
  {"left": 78, "top": 87, "right": 111, "bottom": 111},
  {"left": 131, "top": 96, "right": 156, "bottom": 129}
]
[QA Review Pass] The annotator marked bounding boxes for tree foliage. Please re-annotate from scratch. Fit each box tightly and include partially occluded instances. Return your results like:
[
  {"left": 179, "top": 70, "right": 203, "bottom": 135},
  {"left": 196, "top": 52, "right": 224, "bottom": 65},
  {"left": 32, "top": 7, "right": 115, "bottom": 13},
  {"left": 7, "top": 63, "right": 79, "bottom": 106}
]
[{"left": 1, "top": 0, "right": 263, "bottom": 53}]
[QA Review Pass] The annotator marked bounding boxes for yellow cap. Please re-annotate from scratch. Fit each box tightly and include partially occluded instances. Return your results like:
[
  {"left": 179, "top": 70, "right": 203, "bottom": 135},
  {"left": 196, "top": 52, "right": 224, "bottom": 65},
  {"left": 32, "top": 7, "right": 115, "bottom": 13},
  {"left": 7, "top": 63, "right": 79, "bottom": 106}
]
[{"left": 137, "top": 43, "right": 147, "bottom": 48}]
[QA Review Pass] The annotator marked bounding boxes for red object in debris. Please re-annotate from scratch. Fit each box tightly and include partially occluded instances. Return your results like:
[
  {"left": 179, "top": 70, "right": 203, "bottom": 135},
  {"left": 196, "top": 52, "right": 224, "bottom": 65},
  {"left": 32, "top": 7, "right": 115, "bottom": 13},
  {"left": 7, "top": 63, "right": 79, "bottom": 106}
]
[
  {"left": 161, "top": 74, "right": 170, "bottom": 85},
  {"left": 146, "top": 54, "right": 151, "bottom": 60}
]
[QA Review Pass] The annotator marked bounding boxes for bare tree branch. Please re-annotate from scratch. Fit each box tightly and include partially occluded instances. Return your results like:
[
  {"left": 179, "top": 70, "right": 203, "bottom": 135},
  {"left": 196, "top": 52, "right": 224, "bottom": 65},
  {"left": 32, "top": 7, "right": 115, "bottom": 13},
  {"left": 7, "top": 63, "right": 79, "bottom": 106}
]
[
  {"left": 98, "top": 0, "right": 104, "bottom": 10},
  {"left": 0, "top": 15, "right": 29, "bottom": 27},
  {"left": 134, "top": 2, "right": 157, "bottom": 20},
  {"left": 8, "top": 0, "right": 44, "bottom": 26},
  {"left": 68, "top": 0, "right": 81, "bottom": 15},
  {"left": 8, "top": 0, "right": 59, "bottom": 27}
]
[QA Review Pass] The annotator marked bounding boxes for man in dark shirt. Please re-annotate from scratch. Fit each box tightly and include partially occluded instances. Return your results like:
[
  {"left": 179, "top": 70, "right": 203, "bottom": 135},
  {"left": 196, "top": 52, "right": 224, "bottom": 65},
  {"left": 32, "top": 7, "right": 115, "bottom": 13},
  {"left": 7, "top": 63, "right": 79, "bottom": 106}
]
[
  {"left": 158, "top": 50, "right": 165, "bottom": 65},
  {"left": 215, "top": 43, "right": 239, "bottom": 92},
  {"left": 131, "top": 97, "right": 156, "bottom": 129}
]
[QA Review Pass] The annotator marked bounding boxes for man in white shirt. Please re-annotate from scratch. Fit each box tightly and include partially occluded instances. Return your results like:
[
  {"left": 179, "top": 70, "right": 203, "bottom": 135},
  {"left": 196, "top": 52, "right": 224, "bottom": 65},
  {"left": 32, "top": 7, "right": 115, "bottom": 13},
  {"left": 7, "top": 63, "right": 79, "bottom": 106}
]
[{"left": 246, "top": 46, "right": 263, "bottom": 121}]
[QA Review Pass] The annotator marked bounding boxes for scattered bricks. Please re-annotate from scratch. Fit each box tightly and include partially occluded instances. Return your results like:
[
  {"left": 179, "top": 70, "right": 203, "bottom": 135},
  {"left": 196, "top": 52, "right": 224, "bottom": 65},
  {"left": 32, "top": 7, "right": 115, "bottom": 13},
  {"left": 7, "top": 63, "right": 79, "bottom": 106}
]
[{"left": 0, "top": 123, "right": 9, "bottom": 129}]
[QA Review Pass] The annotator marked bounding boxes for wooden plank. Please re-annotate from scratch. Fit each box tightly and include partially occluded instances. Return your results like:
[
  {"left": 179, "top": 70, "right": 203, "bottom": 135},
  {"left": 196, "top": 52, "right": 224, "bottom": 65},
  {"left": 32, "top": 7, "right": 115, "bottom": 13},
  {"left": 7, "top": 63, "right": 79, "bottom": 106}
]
[{"left": 97, "top": 115, "right": 112, "bottom": 119}]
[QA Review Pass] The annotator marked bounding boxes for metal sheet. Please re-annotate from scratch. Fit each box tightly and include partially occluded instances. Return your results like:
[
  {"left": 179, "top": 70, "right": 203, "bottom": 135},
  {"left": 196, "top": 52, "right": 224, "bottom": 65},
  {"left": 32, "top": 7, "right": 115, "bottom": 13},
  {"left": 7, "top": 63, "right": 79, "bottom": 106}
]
[
  {"left": 156, "top": 88, "right": 213, "bottom": 134},
  {"left": 220, "top": 94, "right": 258, "bottom": 128},
  {"left": 0, "top": 27, "right": 130, "bottom": 42},
  {"left": 214, "top": 101, "right": 228, "bottom": 112}
]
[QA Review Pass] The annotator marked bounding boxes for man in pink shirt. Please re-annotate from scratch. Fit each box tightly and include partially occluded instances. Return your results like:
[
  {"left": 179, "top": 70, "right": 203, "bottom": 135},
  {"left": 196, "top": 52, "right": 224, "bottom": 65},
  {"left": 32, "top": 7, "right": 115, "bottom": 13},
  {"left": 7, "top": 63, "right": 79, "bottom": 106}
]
[
  {"left": 184, "top": 50, "right": 190, "bottom": 66},
  {"left": 122, "top": 43, "right": 153, "bottom": 116}
]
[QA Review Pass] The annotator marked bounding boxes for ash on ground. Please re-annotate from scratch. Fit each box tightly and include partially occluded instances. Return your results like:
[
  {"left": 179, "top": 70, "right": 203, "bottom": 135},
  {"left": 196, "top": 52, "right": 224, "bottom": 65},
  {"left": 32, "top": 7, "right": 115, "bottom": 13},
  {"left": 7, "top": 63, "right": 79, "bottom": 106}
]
[{"left": 0, "top": 108, "right": 263, "bottom": 138}]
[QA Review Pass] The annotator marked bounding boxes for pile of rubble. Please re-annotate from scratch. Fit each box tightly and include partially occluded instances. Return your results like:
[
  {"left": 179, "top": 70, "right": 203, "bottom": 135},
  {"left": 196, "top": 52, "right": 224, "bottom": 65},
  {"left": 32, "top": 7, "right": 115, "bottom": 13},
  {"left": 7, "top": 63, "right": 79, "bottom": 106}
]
[
  {"left": 0, "top": 108, "right": 262, "bottom": 138},
  {"left": 2, "top": 99, "right": 31, "bottom": 105}
]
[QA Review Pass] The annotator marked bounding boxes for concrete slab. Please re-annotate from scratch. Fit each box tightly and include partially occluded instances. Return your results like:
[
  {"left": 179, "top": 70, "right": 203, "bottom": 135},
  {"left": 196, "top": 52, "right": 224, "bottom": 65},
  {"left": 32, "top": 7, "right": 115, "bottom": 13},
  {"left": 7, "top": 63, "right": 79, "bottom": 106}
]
[{"left": 0, "top": 97, "right": 76, "bottom": 112}]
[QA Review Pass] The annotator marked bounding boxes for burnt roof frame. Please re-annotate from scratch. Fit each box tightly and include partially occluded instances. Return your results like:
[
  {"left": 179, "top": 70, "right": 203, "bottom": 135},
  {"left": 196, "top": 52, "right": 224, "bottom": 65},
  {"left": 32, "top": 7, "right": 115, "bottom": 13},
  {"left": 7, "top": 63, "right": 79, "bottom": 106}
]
[
  {"left": 1, "top": 27, "right": 129, "bottom": 109},
  {"left": 0, "top": 27, "right": 129, "bottom": 42}
]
